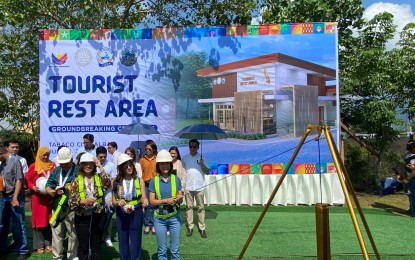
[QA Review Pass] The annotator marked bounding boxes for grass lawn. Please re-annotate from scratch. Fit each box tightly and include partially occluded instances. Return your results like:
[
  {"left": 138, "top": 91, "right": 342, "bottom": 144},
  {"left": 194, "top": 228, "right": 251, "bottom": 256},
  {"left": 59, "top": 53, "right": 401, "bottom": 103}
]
[{"left": 4, "top": 192, "right": 414, "bottom": 259}]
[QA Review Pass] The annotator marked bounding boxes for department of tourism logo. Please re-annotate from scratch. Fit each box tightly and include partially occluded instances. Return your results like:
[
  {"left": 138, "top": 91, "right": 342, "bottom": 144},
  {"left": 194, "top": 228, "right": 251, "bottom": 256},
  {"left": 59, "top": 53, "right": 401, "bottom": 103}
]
[
  {"left": 51, "top": 52, "right": 67, "bottom": 65},
  {"left": 75, "top": 48, "right": 92, "bottom": 66},
  {"left": 97, "top": 47, "right": 114, "bottom": 67},
  {"left": 120, "top": 48, "right": 137, "bottom": 66}
]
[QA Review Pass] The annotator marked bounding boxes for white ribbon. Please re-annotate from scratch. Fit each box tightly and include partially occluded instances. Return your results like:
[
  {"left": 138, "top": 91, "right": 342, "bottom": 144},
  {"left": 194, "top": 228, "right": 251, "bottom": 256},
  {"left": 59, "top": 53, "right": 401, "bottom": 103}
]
[
  {"left": 84, "top": 177, "right": 95, "bottom": 198},
  {"left": 123, "top": 179, "right": 134, "bottom": 201}
]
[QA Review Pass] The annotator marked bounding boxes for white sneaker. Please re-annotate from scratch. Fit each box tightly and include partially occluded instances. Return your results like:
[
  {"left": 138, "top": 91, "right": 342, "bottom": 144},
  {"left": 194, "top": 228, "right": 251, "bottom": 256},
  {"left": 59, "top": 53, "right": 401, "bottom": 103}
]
[
  {"left": 167, "top": 231, "right": 170, "bottom": 236},
  {"left": 71, "top": 258, "right": 79, "bottom": 260},
  {"left": 105, "top": 239, "right": 113, "bottom": 247}
]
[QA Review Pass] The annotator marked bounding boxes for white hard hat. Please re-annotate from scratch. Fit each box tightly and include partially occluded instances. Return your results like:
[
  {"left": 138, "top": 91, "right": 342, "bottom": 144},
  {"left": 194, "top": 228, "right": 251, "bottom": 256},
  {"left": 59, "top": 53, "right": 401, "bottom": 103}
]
[
  {"left": 36, "top": 177, "right": 48, "bottom": 194},
  {"left": 79, "top": 153, "right": 94, "bottom": 163},
  {"left": 118, "top": 153, "right": 133, "bottom": 166},
  {"left": 57, "top": 147, "right": 72, "bottom": 164},
  {"left": 156, "top": 150, "right": 172, "bottom": 163}
]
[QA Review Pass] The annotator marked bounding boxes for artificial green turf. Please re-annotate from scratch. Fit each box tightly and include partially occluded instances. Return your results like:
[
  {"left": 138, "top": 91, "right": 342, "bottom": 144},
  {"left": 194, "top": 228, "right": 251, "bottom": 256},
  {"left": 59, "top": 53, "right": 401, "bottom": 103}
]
[{"left": 3, "top": 205, "right": 415, "bottom": 259}]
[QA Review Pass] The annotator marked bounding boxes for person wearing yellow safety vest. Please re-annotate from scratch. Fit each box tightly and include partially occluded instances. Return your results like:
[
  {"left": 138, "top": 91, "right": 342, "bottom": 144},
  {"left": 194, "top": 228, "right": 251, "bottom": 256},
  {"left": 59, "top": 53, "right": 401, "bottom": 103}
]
[
  {"left": 148, "top": 150, "right": 183, "bottom": 260},
  {"left": 112, "top": 153, "right": 148, "bottom": 260},
  {"left": 69, "top": 153, "right": 111, "bottom": 260},
  {"left": 45, "top": 147, "right": 79, "bottom": 260}
]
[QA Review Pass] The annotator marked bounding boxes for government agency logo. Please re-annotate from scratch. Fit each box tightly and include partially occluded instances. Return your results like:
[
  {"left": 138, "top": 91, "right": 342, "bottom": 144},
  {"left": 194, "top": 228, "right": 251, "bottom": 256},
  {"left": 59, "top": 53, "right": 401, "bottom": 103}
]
[
  {"left": 51, "top": 51, "right": 67, "bottom": 65},
  {"left": 74, "top": 48, "right": 92, "bottom": 66},
  {"left": 120, "top": 48, "right": 137, "bottom": 66},
  {"left": 97, "top": 47, "right": 114, "bottom": 67}
]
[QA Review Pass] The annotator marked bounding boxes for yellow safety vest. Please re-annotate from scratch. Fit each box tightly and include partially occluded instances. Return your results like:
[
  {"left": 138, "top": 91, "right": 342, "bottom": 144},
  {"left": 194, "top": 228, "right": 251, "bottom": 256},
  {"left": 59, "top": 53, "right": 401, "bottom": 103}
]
[
  {"left": 49, "top": 194, "right": 67, "bottom": 226},
  {"left": 154, "top": 175, "right": 177, "bottom": 218},
  {"left": 78, "top": 174, "right": 103, "bottom": 203}
]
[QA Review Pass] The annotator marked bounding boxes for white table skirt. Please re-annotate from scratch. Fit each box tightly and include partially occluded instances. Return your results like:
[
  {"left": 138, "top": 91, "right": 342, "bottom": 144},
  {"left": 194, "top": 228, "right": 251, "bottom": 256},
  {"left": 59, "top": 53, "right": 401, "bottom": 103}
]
[{"left": 202, "top": 174, "right": 345, "bottom": 206}]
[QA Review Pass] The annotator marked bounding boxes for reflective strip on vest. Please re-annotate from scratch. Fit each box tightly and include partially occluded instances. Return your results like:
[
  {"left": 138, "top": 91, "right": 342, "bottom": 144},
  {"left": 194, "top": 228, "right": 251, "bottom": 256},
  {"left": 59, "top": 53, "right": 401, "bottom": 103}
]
[
  {"left": 49, "top": 194, "right": 67, "bottom": 225},
  {"left": 78, "top": 174, "right": 103, "bottom": 202},
  {"left": 154, "top": 175, "right": 177, "bottom": 218}
]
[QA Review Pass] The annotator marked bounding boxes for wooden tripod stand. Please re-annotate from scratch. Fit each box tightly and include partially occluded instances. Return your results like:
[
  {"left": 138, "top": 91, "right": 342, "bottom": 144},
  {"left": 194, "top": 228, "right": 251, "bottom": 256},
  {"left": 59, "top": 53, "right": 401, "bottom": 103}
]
[{"left": 238, "top": 124, "right": 380, "bottom": 260}]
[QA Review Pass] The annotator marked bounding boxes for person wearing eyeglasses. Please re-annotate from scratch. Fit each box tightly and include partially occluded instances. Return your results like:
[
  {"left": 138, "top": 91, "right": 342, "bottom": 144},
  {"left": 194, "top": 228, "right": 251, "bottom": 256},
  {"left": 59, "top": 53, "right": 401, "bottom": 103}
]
[
  {"left": 75, "top": 134, "right": 96, "bottom": 164},
  {"left": 139, "top": 140, "right": 158, "bottom": 235},
  {"left": 112, "top": 154, "right": 148, "bottom": 260},
  {"left": 45, "top": 147, "right": 79, "bottom": 260},
  {"left": 69, "top": 153, "right": 111, "bottom": 260},
  {"left": 182, "top": 139, "right": 209, "bottom": 238}
]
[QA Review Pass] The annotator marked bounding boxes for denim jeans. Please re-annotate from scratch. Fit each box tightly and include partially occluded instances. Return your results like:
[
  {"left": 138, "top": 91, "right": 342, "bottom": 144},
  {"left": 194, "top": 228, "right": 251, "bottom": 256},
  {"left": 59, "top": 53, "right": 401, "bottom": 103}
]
[
  {"left": 0, "top": 192, "right": 28, "bottom": 254},
  {"left": 144, "top": 189, "right": 154, "bottom": 228},
  {"left": 153, "top": 212, "right": 181, "bottom": 260},
  {"left": 116, "top": 205, "right": 143, "bottom": 260}
]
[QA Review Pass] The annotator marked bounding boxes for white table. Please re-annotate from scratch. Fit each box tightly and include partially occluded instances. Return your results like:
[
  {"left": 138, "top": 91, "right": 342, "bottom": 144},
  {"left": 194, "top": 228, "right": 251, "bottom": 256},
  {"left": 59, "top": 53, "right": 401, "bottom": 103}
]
[{"left": 202, "top": 174, "right": 345, "bottom": 206}]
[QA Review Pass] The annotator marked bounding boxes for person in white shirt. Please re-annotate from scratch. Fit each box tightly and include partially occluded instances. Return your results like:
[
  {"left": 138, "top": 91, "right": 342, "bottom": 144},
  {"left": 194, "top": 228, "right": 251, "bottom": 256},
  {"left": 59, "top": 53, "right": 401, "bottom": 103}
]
[
  {"left": 5, "top": 140, "right": 29, "bottom": 177},
  {"left": 107, "top": 142, "right": 121, "bottom": 166},
  {"left": 95, "top": 146, "right": 117, "bottom": 247},
  {"left": 125, "top": 147, "right": 143, "bottom": 179},
  {"left": 75, "top": 134, "right": 96, "bottom": 163},
  {"left": 182, "top": 139, "right": 209, "bottom": 239}
]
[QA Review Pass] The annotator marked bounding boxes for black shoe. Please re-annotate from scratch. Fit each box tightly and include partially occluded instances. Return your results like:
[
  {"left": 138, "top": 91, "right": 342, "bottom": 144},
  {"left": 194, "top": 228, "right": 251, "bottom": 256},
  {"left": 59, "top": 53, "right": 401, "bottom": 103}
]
[
  {"left": 186, "top": 228, "right": 193, "bottom": 237},
  {"left": 200, "top": 230, "right": 207, "bottom": 238},
  {"left": 17, "top": 254, "right": 27, "bottom": 260}
]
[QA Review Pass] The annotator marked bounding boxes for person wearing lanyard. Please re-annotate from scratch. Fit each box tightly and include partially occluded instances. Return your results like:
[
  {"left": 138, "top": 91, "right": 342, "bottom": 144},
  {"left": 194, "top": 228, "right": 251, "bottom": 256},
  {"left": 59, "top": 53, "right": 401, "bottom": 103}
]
[
  {"left": 45, "top": 147, "right": 79, "bottom": 260},
  {"left": 112, "top": 154, "right": 148, "bottom": 260},
  {"left": 25, "top": 146, "right": 55, "bottom": 255},
  {"left": 69, "top": 153, "right": 111, "bottom": 260},
  {"left": 148, "top": 150, "right": 183, "bottom": 260}
]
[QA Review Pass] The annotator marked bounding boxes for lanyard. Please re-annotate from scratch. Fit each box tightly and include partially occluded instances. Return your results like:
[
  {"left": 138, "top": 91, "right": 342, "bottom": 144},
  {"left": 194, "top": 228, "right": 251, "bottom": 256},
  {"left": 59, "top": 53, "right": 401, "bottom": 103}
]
[
  {"left": 84, "top": 177, "right": 95, "bottom": 198},
  {"left": 123, "top": 179, "right": 134, "bottom": 200},
  {"left": 59, "top": 168, "right": 71, "bottom": 186},
  {"left": 41, "top": 169, "right": 51, "bottom": 178}
]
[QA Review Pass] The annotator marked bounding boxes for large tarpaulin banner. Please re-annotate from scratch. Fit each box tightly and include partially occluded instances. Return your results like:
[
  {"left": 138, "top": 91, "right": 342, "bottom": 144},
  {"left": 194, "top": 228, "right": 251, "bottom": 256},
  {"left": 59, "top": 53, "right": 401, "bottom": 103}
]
[{"left": 39, "top": 23, "right": 339, "bottom": 174}]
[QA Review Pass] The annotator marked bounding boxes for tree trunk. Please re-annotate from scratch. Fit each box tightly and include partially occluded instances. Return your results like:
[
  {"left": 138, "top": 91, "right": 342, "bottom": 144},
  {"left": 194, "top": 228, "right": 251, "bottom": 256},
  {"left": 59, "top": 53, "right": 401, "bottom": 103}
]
[{"left": 375, "top": 150, "right": 383, "bottom": 189}]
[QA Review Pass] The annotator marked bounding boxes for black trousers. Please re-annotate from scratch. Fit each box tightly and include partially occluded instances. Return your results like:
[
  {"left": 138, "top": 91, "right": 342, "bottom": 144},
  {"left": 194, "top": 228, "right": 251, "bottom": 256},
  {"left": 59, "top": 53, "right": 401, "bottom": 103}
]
[{"left": 74, "top": 212, "right": 106, "bottom": 260}]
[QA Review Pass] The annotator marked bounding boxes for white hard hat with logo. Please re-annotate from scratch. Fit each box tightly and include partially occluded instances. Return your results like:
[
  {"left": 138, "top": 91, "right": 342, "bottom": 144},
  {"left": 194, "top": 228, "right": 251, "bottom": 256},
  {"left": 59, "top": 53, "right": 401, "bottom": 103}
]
[
  {"left": 57, "top": 147, "right": 73, "bottom": 164},
  {"left": 156, "top": 150, "right": 172, "bottom": 163},
  {"left": 118, "top": 153, "right": 133, "bottom": 166}
]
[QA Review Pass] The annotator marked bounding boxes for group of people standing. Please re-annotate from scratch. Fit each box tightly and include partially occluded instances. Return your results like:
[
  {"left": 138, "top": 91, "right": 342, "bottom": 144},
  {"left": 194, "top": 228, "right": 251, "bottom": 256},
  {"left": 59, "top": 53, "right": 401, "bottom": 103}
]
[{"left": 0, "top": 134, "right": 210, "bottom": 260}]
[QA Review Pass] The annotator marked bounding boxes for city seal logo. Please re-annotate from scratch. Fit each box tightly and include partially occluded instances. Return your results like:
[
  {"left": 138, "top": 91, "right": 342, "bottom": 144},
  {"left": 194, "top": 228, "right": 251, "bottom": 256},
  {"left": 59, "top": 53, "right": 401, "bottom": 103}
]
[
  {"left": 96, "top": 47, "right": 114, "bottom": 67},
  {"left": 120, "top": 48, "right": 137, "bottom": 66},
  {"left": 74, "top": 48, "right": 92, "bottom": 66},
  {"left": 52, "top": 52, "right": 67, "bottom": 65}
]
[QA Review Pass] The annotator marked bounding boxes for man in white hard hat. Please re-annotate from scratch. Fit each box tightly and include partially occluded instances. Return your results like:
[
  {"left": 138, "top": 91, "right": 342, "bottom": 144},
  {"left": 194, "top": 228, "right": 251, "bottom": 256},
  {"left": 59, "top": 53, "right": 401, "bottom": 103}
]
[{"left": 45, "top": 147, "right": 79, "bottom": 260}]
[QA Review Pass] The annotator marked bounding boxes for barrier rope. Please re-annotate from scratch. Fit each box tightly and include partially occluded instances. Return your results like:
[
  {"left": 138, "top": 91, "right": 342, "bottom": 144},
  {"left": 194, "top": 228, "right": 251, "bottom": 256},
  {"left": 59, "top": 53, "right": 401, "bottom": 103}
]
[{"left": 182, "top": 137, "right": 317, "bottom": 198}]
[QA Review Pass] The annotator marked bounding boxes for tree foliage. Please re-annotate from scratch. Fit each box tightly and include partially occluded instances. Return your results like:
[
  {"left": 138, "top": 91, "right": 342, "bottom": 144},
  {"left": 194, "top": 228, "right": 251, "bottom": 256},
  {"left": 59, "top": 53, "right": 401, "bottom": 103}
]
[
  {"left": 340, "top": 12, "right": 408, "bottom": 187},
  {"left": 261, "top": 0, "right": 364, "bottom": 48},
  {"left": 0, "top": 0, "right": 257, "bottom": 142}
]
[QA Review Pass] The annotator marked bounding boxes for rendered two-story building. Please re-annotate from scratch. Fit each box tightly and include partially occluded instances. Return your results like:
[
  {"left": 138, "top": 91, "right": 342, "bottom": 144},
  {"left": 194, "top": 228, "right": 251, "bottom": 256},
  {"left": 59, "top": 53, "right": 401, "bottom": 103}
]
[{"left": 197, "top": 52, "right": 337, "bottom": 137}]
